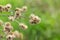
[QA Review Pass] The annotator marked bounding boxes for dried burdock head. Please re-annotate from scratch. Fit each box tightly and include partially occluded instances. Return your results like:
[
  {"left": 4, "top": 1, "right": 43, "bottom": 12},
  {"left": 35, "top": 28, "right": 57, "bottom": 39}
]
[
  {"left": 5, "top": 22, "right": 11, "bottom": 26},
  {"left": 22, "top": 6, "right": 27, "bottom": 12},
  {"left": 29, "top": 14, "right": 41, "bottom": 24},
  {"left": 8, "top": 15, "right": 15, "bottom": 21},
  {"left": 6, "top": 4, "right": 11, "bottom": 9},
  {"left": 0, "top": 20, "right": 3, "bottom": 26},
  {"left": 3, "top": 22, "right": 13, "bottom": 34},
  {"left": 4, "top": 7, "right": 9, "bottom": 12},
  {"left": 4, "top": 4, "right": 11, "bottom": 12},
  {"left": 19, "top": 23, "right": 28, "bottom": 30},
  {"left": 0, "top": 5, "right": 4, "bottom": 12},
  {"left": 8, "top": 32, "right": 16, "bottom": 38},
  {"left": 13, "top": 30, "right": 20, "bottom": 38},
  {"left": 6, "top": 35, "right": 12, "bottom": 40},
  {"left": 6, "top": 34, "right": 15, "bottom": 40},
  {"left": 15, "top": 8, "right": 23, "bottom": 13},
  {"left": 3, "top": 27, "right": 13, "bottom": 35},
  {"left": 14, "top": 8, "right": 23, "bottom": 19},
  {"left": 14, "top": 11, "right": 21, "bottom": 19}
]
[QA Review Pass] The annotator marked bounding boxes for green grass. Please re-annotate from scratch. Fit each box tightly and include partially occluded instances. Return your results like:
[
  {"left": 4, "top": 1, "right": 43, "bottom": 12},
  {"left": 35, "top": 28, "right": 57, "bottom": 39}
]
[{"left": 0, "top": 0, "right": 60, "bottom": 40}]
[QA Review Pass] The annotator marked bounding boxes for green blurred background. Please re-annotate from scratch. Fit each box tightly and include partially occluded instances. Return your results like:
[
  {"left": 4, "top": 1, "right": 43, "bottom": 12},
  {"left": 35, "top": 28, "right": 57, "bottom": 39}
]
[{"left": 0, "top": 0, "right": 60, "bottom": 40}]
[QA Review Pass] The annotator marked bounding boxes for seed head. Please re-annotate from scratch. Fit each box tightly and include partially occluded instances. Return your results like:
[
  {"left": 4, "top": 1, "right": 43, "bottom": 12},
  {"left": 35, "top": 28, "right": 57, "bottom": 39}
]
[
  {"left": 29, "top": 14, "right": 41, "bottom": 24},
  {"left": 3, "top": 22, "right": 13, "bottom": 34},
  {"left": 6, "top": 4, "right": 11, "bottom": 9},
  {"left": 8, "top": 15, "right": 15, "bottom": 21},
  {"left": 14, "top": 11, "right": 21, "bottom": 19},
  {"left": 6, "top": 34, "right": 15, "bottom": 40},
  {"left": 4, "top": 4, "right": 11, "bottom": 12},
  {"left": 19, "top": 23, "right": 28, "bottom": 30},
  {"left": 22, "top": 6, "right": 27, "bottom": 12}
]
